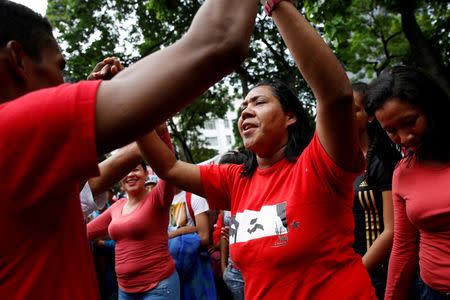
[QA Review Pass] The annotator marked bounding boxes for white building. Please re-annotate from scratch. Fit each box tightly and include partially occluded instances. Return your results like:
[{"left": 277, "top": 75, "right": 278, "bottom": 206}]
[{"left": 201, "top": 109, "right": 237, "bottom": 154}]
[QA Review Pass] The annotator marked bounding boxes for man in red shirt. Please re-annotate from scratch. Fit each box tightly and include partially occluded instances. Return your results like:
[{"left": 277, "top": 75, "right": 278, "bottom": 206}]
[{"left": 0, "top": 0, "right": 259, "bottom": 299}]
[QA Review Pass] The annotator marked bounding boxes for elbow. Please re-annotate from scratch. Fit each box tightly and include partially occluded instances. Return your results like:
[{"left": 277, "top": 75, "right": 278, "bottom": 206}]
[
  {"left": 202, "top": 35, "right": 248, "bottom": 73},
  {"left": 337, "top": 85, "right": 354, "bottom": 107},
  {"left": 384, "top": 227, "right": 394, "bottom": 245},
  {"left": 216, "top": 34, "right": 249, "bottom": 68},
  {"left": 190, "top": 21, "right": 250, "bottom": 72}
]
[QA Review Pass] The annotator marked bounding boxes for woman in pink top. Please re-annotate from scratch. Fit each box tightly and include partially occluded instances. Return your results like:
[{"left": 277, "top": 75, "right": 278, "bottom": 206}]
[
  {"left": 366, "top": 65, "right": 450, "bottom": 299},
  {"left": 87, "top": 126, "right": 179, "bottom": 300}
]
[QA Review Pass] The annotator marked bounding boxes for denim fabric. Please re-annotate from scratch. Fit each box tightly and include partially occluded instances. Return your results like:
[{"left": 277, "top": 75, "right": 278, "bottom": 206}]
[
  {"left": 418, "top": 275, "right": 450, "bottom": 300},
  {"left": 223, "top": 265, "right": 245, "bottom": 300},
  {"left": 118, "top": 271, "right": 180, "bottom": 300}
]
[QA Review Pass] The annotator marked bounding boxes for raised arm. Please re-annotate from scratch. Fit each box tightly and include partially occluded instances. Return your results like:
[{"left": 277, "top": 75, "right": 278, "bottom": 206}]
[
  {"left": 88, "top": 143, "right": 142, "bottom": 196},
  {"left": 95, "top": 0, "right": 259, "bottom": 154},
  {"left": 137, "top": 132, "right": 204, "bottom": 197},
  {"left": 269, "top": 1, "right": 360, "bottom": 170}
]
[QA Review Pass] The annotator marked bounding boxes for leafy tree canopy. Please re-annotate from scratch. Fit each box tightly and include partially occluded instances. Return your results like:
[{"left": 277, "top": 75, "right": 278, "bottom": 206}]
[{"left": 47, "top": 0, "right": 449, "bottom": 160}]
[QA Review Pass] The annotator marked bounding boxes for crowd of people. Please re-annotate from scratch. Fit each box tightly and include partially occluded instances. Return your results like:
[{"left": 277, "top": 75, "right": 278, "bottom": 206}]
[{"left": 0, "top": 0, "right": 448, "bottom": 299}]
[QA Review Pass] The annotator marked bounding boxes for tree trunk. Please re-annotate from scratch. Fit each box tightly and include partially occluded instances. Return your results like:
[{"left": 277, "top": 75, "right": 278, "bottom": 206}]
[
  {"left": 168, "top": 118, "right": 194, "bottom": 163},
  {"left": 397, "top": 0, "right": 450, "bottom": 98}
]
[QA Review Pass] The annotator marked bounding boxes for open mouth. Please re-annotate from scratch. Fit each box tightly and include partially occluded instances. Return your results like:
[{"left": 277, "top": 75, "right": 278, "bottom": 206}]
[
  {"left": 242, "top": 123, "right": 257, "bottom": 133},
  {"left": 125, "top": 178, "right": 138, "bottom": 185}
]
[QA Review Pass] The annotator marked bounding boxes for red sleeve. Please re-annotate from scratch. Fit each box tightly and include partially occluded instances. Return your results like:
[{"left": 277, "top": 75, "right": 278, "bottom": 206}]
[
  {"left": 87, "top": 204, "right": 114, "bottom": 240},
  {"left": 213, "top": 211, "right": 223, "bottom": 246},
  {"left": 199, "top": 163, "right": 241, "bottom": 210},
  {"left": 151, "top": 179, "right": 175, "bottom": 208},
  {"left": 305, "top": 132, "right": 364, "bottom": 195},
  {"left": 385, "top": 166, "right": 420, "bottom": 300},
  {"left": 0, "top": 81, "right": 101, "bottom": 206}
]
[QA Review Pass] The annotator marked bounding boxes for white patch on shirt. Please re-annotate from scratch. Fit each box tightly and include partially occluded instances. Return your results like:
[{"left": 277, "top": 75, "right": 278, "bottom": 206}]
[{"left": 229, "top": 202, "right": 288, "bottom": 244}]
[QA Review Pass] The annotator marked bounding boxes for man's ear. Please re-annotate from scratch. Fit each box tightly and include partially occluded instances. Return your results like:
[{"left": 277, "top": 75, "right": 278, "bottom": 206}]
[{"left": 5, "top": 40, "right": 28, "bottom": 82}]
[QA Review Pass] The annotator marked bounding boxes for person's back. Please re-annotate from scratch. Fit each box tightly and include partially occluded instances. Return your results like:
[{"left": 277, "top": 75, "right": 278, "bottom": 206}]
[{"left": 0, "top": 82, "right": 102, "bottom": 299}]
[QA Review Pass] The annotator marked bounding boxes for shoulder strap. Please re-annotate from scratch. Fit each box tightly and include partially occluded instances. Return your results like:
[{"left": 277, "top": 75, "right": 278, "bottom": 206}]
[{"left": 186, "top": 192, "right": 196, "bottom": 225}]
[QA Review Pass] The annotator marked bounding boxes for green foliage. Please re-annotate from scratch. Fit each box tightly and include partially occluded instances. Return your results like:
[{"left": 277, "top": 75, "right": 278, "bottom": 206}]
[
  {"left": 303, "top": 0, "right": 449, "bottom": 82},
  {"left": 47, "top": 0, "right": 449, "bottom": 159}
]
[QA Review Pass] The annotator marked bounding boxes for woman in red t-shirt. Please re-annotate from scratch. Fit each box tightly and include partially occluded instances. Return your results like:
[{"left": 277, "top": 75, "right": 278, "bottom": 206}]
[
  {"left": 87, "top": 125, "right": 180, "bottom": 300},
  {"left": 138, "top": 1, "right": 376, "bottom": 299}
]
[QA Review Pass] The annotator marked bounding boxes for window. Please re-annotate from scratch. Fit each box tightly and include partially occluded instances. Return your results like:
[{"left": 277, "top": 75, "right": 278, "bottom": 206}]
[
  {"left": 206, "top": 137, "right": 218, "bottom": 146},
  {"left": 224, "top": 119, "right": 230, "bottom": 128},
  {"left": 204, "top": 120, "right": 216, "bottom": 130},
  {"left": 226, "top": 135, "right": 232, "bottom": 144}
]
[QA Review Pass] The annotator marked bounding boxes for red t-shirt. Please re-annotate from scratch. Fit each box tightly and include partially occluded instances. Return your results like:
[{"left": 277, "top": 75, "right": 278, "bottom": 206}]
[
  {"left": 87, "top": 180, "right": 175, "bottom": 293},
  {"left": 0, "top": 82, "right": 101, "bottom": 299},
  {"left": 200, "top": 133, "right": 375, "bottom": 299},
  {"left": 386, "top": 158, "right": 450, "bottom": 298}
]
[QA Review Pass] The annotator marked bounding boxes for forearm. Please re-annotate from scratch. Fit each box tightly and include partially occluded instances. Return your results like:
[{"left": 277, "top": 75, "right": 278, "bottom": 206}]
[
  {"left": 87, "top": 210, "right": 112, "bottom": 240},
  {"left": 385, "top": 241, "right": 419, "bottom": 299},
  {"left": 95, "top": 0, "right": 258, "bottom": 154},
  {"left": 168, "top": 226, "right": 198, "bottom": 239},
  {"left": 271, "top": 2, "right": 358, "bottom": 170},
  {"left": 271, "top": 2, "right": 352, "bottom": 105},
  {"left": 220, "top": 237, "right": 229, "bottom": 273},
  {"left": 362, "top": 229, "right": 393, "bottom": 273},
  {"left": 137, "top": 132, "right": 204, "bottom": 197},
  {"left": 88, "top": 143, "right": 142, "bottom": 196},
  {"left": 138, "top": 131, "right": 177, "bottom": 181}
]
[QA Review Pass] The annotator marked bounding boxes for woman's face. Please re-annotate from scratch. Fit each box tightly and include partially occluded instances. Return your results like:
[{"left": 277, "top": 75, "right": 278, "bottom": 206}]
[
  {"left": 375, "top": 97, "right": 427, "bottom": 152},
  {"left": 120, "top": 165, "right": 148, "bottom": 195},
  {"left": 238, "top": 85, "right": 296, "bottom": 156}
]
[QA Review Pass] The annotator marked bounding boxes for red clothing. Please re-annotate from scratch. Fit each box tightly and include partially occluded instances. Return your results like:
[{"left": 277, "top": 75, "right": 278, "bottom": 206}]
[
  {"left": 386, "top": 158, "right": 450, "bottom": 299},
  {"left": 0, "top": 82, "right": 101, "bottom": 299},
  {"left": 200, "top": 133, "right": 375, "bottom": 299},
  {"left": 87, "top": 180, "right": 175, "bottom": 293},
  {"left": 213, "top": 211, "right": 223, "bottom": 246}
]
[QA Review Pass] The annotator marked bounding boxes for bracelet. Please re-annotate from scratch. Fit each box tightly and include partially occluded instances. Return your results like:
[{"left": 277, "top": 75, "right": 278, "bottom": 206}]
[{"left": 264, "top": 0, "right": 293, "bottom": 16}]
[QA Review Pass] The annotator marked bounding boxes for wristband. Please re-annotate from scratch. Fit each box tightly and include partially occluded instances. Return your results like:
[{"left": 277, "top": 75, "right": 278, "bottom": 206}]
[{"left": 264, "top": 0, "right": 293, "bottom": 16}]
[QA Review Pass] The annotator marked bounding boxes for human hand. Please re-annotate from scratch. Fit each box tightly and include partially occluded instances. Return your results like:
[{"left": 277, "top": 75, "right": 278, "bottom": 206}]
[
  {"left": 207, "top": 245, "right": 216, "bottom": 255},
  {"left": 87, "top": 57, "right": 124, "bottom": 80},
  {"left": 261, "top": 0, "right": 293, "bottom": 16},
  {"left": 221, "top": 226, "right": 230, "bottom": 242}
]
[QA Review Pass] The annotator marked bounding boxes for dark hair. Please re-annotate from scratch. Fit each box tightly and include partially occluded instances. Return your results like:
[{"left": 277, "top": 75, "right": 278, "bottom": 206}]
[
  {"left": 219, "top": 150, "right": 249, "bottom": 165},
  {"left": 352, "top": 82, "right": 369, "bottom": 97},
  {"left": 353, "top": 82, "right": 401, "bottom": 184},
  {"left": 242, "top": 80, "right": 313, "bottom": 177},
  {"left": 0, "top": 0, "right": 54, "bottom": 61},
  {"left": 366, "top": 65, "right": 450, "bottom": 162},
  {"left": 139, "top": 161, "right": 147, "bottom": 171}
]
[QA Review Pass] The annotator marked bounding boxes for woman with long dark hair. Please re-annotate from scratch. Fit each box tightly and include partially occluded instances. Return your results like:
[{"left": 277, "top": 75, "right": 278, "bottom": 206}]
[
  {"left": 352, "top": 82, "right": 401, "bottom": 299},
  {"left": 365, "top": 65, "right": 450, "bottom": 299},
  {"left": 138, "top": 1, "right": 376, "bottom": 298}
]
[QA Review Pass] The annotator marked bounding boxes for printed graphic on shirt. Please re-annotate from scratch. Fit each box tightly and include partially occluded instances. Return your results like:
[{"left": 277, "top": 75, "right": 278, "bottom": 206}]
[
  {"left": 169, "top": 202, "right": 188, "bottom": 228},
  {"left": 229, "top": 202, "right": 288, "bottom": 245}
]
